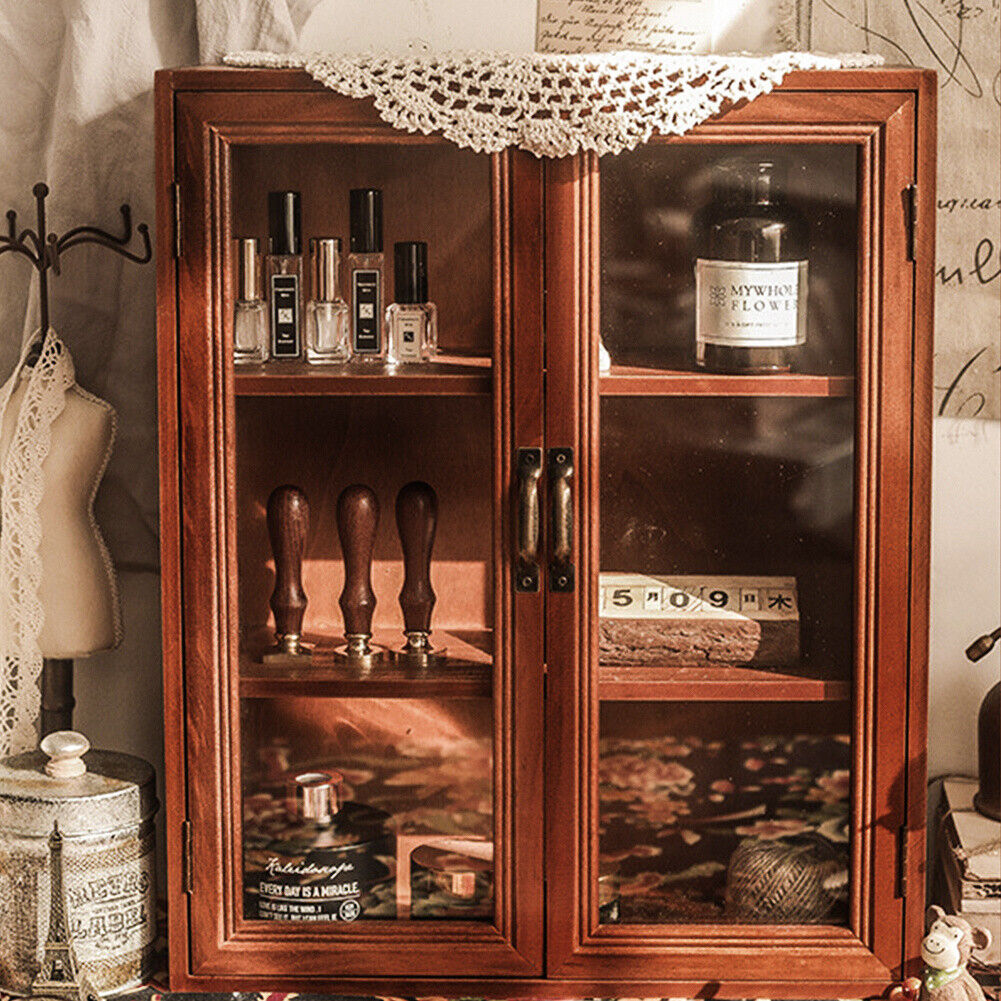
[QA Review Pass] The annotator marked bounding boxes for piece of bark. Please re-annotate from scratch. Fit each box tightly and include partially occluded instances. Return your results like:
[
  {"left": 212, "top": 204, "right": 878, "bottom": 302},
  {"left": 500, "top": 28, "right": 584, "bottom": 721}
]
[{"left": 599, "top": 617, "right": 798, "bottom": 667}]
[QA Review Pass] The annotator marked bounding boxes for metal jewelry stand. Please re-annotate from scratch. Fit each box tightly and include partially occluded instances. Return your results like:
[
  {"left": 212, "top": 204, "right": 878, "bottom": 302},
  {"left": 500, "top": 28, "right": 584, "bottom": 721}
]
[{"left": 0, "top": 182, "right": 152, "bottom": 736}]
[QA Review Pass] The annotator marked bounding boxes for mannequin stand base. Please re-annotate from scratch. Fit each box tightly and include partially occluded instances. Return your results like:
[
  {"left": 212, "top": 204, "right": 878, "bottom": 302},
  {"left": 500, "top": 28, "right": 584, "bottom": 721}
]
[{"left": 41, "top": 658, "right": 75, "bottom": 737}]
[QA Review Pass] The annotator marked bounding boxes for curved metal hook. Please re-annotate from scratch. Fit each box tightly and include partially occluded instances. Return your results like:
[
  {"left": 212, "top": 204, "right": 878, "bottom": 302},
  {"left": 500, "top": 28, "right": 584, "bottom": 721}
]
[
  {"left": 58, "top": 221, "right": 151, "bottom": 264},
  {"left": 57, "top": 203, "right": 135, "bottom": 249},
  {"left": 0, "top": 207, "right": 44, "bottom": 264}
]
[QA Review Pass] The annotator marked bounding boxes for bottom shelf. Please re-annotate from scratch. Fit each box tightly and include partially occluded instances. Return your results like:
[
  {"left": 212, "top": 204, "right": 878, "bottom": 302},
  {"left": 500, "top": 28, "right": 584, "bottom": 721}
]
[
  {"left": 241, "top": 687, "right": 495, "bottom": 924},
  {"left": 598, "top": 702, "right": 851, "bottom": 925},
  {"left": 240, "top": 629, "right": 492, "bottom": 698}
]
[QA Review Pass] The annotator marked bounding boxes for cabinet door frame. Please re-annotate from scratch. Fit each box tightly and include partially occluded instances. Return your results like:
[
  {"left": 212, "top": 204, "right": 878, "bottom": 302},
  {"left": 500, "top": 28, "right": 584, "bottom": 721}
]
[
  {"left": 543, "top": 72, "right": 935, "bottom": 995},
  {"left": 157, "top": 75, "right": 545, "bottom": 988}
]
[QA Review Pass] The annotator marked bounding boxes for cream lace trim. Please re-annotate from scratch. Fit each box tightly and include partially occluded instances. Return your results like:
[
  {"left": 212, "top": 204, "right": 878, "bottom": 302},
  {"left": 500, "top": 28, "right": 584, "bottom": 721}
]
[
  {"left": 225, "top": 50, "right": 883, "bottom": 157},
  {"left": 0, "top": 330, "right": 75, "bottom": 755}
]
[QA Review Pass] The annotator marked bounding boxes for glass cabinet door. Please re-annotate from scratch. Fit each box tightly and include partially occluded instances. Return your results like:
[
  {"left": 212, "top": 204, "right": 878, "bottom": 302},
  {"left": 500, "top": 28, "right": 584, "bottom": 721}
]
[
  {"left": 597, "top": 142, "right": 857, "bottom": 928},
  {"left": 173, "top": 90, "right": 544, "bottom": 979},
  {"left": 545, "top": 88, "right": 923, "bottom": 989}
]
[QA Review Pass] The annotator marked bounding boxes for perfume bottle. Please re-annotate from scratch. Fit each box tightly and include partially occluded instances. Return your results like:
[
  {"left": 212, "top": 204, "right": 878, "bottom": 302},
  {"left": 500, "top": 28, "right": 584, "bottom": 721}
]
[
  {"left": 693, "top": 159, "right": 809, "bottom": 373},
  {"left": 267, "top": 190, "right": 303, "bottom": 360},
  {"left": 233, "top": 237, "right": 268, "bottom": 364},
  {"left": 244, "top": 771, "right": 394, "bottom": 922},
  {"left": 410, "top": 845, "right": 493, "bottom": 920},
  {"left": 386, "top": 241, "right": 438, "bottom": 365},
  {"left": 305, "top": 237, "right": 350, "bottom": 364},
  {"left": 348, "top": 188, "right": 385, "bottom": 361}
]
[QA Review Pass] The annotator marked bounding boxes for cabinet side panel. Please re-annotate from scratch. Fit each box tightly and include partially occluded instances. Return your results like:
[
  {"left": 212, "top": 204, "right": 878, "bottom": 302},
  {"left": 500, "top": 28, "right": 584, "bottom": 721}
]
[
  {"left": 902, "top": 71, "right": 936, "bottom": 978},
  {"left": 154, "top": 70, "right": 190, "bottom": 986}
]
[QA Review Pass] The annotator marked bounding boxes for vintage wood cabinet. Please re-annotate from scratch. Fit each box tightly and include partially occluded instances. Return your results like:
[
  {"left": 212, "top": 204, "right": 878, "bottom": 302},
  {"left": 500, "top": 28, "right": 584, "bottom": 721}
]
[{"left": 155, "top": 66, "right": 935, "bottom": 996}]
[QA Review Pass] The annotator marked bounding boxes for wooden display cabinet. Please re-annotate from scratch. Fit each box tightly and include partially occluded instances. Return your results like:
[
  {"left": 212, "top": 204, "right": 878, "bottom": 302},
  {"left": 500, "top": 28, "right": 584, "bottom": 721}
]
[{"left": 155, "top": 66, "right": 935, "bottom": 996}]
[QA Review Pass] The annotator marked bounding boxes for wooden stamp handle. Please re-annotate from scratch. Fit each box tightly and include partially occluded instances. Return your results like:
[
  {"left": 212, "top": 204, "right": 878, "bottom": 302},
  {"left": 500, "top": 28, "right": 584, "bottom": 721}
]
[
  {"left": 396, "top": 480, "right": 437, "bottom": 634},
  {"left": 267, "top": 485, "right": 309, "bottom": 644},
  {"left": 337, "top": 484, "right": 379, "bottom": 636}
]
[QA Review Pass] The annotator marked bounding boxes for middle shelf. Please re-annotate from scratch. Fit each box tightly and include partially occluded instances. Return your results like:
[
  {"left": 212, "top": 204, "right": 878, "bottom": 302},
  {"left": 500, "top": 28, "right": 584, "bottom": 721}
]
[{"left": 239, "top": 628, "right": 849, "bottom": 704}]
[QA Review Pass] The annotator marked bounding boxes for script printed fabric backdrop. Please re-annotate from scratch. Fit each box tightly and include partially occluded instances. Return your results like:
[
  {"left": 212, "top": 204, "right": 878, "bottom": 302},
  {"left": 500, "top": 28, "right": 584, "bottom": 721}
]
[{"left": 813, "top": 0, "right": 1001, "bottom": 420}]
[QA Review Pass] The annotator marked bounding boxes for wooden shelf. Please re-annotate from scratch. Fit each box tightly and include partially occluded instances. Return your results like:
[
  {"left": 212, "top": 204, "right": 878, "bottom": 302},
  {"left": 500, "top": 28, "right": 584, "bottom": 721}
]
[
  {"left": 234, "top": 354, "right": 492, "bottom": 397},
  {"left": 240, "top": 629, "right": 492, "bottom": 698},
  {"left": 598, "top": 663, "right": 850, "bottom": 702},
  {"left": 599, "top": 365, "right": 854, "bottom": 398}
]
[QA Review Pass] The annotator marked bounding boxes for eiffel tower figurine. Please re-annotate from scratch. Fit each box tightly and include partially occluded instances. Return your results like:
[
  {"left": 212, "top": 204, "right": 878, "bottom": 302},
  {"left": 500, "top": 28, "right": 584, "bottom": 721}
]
[{"left": 30, "top": 822, "right": 97, "bottom": 1001}]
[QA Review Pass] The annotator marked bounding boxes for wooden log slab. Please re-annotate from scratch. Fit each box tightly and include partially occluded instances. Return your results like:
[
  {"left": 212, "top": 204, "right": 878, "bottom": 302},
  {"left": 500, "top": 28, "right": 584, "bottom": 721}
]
[{"left": 599, "top": 574, "right": 799, "bottom": 667}]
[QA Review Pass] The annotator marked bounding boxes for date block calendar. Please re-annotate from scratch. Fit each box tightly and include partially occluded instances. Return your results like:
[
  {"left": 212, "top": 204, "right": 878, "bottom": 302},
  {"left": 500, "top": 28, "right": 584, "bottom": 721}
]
[{"left": 598, "top": 574, "right": 800, "bottom": 667}]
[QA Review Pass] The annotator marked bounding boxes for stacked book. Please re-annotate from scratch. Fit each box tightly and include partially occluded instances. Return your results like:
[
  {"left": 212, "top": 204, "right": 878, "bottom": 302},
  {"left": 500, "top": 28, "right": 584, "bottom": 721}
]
[{"left": 935, "top": 778, "right": 1000, "bottom": 977}]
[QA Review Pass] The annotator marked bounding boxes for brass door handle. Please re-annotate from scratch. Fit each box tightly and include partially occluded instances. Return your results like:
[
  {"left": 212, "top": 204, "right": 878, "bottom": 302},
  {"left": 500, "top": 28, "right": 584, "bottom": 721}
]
[
  {"left": 515, "top": 448, "right": 542, "bottom": 593},
  {"left": 549, "top": 448, "right": 574, "bottom": 593}
]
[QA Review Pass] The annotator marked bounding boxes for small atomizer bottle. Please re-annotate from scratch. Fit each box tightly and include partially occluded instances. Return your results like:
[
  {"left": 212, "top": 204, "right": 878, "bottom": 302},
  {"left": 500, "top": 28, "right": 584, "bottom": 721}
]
[
  {"left": 266, "top": 190, "right": 303, "bottom": 360},
  {"left": 233, "top": 237, "right": 268, "bottom": 364},
  {"left": 243, "top": 771, "right": 395, "bottom": 922},
  {"left": 386, "top": 241, "right": 438, "bottom": 365},
  {"left": 348, "top": 188, "right": 386, "bottom": 361},
  {"left": 693, "top": 159, "right": 809, "bottom": 373},
  {"left": 305, "top": 237, "right": 350, "bottom": 363}
]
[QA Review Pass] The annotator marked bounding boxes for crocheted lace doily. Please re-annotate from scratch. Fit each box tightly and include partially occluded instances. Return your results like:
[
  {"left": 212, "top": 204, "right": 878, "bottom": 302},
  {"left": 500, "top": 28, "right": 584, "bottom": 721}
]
[
  {"left": 225, "top": 50, "right": 883, "bottom": 157},
  {"left": 0, "top": 330, "right": 74, "bottom": 754}
]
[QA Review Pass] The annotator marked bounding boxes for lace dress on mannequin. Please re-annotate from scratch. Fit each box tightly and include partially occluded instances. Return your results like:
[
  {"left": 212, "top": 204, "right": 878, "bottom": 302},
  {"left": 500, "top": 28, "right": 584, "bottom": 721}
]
[{"left": 0, "top": 330, "right": 121, "bottom": 754}]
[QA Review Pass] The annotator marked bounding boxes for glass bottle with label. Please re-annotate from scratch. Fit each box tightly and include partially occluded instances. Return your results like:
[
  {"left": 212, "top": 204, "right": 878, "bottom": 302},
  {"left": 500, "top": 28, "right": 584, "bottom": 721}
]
[
  {"left": 386, "top": 241, "right": 438, "bottom": 365},
  {"left": 693, "top": 160, "right": 808, "bottom": 373},
  {"left": 348, "top": 188, "right": 386, "bottom": 361},
  {"left": 266, "top": 190, "right": 303, "bottom": 360},
  {"left": 244, "top": 771, "right": 394, "bottom": 922},
  {"left": 305, "top": 237, "right": 350, "bottom": 364},
  {"left": 233, "top": 237, "right": 268, "bottom": 364}
]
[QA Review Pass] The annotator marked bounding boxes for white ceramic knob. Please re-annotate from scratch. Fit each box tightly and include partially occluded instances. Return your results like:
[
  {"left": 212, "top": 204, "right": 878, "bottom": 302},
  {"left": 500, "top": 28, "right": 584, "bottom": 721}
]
[{"left": 40, "top": 730, "right": 90, "bottom": 779}]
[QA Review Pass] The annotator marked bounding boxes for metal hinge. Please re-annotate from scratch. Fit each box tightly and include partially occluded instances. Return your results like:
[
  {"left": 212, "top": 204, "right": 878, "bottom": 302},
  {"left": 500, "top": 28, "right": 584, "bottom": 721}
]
[
  {"left": 181, "top": 818, "right": 193, "bottom": 893},
  {"left": 905, "top": 184, "right": 918, "bottom": 262},
  {"left": 897, "top": 825, "right": 912, "bottom": 897},
  {"left": 171, "top": 181, "right": 183, "bottom": 258}
]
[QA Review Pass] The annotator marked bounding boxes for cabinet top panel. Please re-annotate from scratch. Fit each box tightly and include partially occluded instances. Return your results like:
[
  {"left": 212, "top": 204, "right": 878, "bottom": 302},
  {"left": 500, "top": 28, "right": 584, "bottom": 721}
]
[{"left": 156, "top": 65, "right": 935, "bottom": 96}]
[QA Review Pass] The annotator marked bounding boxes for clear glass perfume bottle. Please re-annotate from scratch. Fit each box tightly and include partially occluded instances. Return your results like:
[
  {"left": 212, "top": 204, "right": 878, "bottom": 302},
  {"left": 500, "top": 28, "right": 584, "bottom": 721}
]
[
  {"left": 267, "top": 190, "right": 303, "bottom": 360},
  {"left": 305, "top": 237, "right": 350, "bottom": 364},
  {"left": 233, "top": 237, "right": 268, "bottom": 364},
  {"left": 244, "top": 771, "right": 394, "bottom": 922},
  {"left": 348, "top": 188, "right": 386, "bottom": 361},
  {"left": 692, "top": 160, "right": 808, "bottom": 374},
  {"left": 386, "top": 241, "right": 438, "bottom": 366}
]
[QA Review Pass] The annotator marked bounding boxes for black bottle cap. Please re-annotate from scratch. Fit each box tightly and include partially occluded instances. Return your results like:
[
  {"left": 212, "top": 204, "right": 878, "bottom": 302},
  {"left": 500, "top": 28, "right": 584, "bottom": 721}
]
[
  {"left": 394, "top": 241, "right": 428, "bottom": 304},
  {"left": 712, "top": 159, "right": 782, "bottom": 204},
  {"left": 350, "top": 188, "right": 383, "bottom": 253},
  {"left": 268, "top": 191, "right": 301, "bottom": 255}
]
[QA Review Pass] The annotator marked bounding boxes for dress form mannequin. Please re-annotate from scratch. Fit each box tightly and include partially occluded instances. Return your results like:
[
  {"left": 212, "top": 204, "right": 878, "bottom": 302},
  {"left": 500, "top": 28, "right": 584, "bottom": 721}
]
[{"left": 0, "top": 372, "right": 121, "bottom": 658}]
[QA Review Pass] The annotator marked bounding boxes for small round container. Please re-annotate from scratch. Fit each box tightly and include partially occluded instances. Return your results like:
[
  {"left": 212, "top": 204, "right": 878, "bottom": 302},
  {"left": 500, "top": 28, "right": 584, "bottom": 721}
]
[
  {"left": 410, "top": 845, "right": 493, "bottom": 920},
  {"left": 0, "top": 731, "right": 158, "bottom": 996}
]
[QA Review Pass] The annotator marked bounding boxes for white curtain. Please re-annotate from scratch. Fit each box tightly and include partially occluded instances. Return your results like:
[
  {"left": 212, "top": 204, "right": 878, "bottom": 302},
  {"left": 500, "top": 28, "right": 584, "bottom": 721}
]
[
  {"left": 0, "top": 0, "right": 321, "bottom": 569},
  {"left": 0, "top": 0, "right": 315, "bottom": 799}
]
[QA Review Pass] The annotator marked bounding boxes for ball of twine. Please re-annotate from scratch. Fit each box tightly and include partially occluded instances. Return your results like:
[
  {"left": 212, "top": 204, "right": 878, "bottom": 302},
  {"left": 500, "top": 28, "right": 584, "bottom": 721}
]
[{"left": 725, "top": 834, "right": 848, "bottom": 923}]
